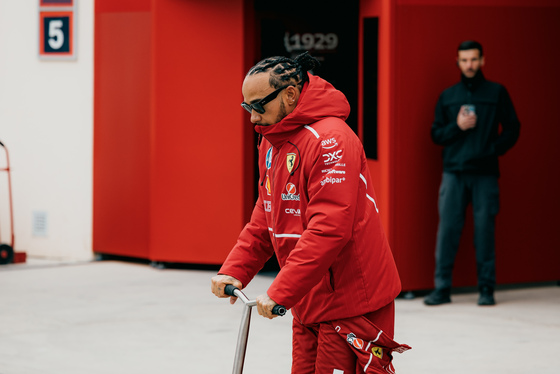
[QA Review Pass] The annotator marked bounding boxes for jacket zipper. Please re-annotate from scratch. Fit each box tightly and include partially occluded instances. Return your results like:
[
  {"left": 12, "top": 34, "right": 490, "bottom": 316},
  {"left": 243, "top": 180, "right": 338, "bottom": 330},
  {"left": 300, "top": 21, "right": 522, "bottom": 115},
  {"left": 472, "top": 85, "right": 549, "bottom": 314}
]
[{"left": 270, "top": 148, "right": 280, "bottom": 251}]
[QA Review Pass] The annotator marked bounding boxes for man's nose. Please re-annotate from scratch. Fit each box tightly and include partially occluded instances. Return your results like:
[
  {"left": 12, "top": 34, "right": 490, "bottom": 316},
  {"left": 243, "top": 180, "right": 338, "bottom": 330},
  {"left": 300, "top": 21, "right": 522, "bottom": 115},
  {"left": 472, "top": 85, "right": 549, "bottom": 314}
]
[{"left": 250, "top": 111, "right": 261, "bottom": 123}]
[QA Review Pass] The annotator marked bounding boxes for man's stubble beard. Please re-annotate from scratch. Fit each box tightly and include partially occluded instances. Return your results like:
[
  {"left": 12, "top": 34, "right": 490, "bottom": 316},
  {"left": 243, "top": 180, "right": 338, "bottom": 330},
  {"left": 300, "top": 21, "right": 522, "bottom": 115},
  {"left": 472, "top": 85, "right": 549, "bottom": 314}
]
[
  {"left": 274, "top": 100, "right": 288, "bottom": 125},
  {"left": 255, "top": 101, "right": 288, "bottom": 127}
]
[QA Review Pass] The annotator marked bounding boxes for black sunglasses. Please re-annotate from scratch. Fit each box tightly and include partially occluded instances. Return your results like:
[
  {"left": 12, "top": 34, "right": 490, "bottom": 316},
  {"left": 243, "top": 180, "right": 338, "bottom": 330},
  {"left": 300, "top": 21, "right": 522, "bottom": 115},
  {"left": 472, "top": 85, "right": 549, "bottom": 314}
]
[{"left": 241, "top": 85, "right": 292, "bottom": 114}]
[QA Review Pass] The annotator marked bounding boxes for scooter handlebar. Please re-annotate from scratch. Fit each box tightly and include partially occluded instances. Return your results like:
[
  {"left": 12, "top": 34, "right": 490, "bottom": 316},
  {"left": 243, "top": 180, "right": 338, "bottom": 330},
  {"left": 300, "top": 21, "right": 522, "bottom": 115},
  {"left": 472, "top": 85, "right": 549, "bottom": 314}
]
[
  {"left": 224, "top": 284, "right": 286, "bottom": 316},
  {"left": 272, "top": 305, "right": 287, "bottom": 316}
]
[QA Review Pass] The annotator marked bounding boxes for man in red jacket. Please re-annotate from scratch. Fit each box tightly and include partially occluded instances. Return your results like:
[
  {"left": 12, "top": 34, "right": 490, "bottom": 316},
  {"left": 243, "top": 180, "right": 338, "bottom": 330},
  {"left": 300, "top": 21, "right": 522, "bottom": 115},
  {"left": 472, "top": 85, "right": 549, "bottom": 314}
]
[{"left": 211, "top": 52, "right": 409, "bottom": 373}]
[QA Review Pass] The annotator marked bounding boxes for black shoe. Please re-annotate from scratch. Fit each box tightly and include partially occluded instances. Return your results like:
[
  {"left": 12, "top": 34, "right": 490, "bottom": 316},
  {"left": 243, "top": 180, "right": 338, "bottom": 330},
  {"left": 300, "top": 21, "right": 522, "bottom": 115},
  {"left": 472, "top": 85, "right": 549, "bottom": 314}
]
[
  {"left": 423, "top": 288, "right": 451, "bottom": 306},
  {"left": 478, "top": 286, "right": 496, "bottom": 306}
]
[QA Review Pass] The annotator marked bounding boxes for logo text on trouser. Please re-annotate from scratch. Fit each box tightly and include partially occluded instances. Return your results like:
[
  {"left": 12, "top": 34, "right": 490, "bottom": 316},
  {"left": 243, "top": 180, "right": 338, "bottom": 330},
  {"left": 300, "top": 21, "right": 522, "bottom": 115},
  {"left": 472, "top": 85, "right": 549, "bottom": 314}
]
[{"left": 333, "top": 370, "right": 344, "bottom": 374}]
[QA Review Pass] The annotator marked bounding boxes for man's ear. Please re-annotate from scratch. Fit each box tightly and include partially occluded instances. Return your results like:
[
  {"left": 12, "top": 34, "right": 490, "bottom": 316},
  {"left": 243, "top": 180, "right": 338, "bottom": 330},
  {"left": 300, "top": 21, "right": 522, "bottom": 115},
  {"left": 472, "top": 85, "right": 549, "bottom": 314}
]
[
  {"left": 286, "top": 85, "right": 298, "bottom": 105},
  {"left": 480, "top": 56, "right": 485, "bottom": 67}
]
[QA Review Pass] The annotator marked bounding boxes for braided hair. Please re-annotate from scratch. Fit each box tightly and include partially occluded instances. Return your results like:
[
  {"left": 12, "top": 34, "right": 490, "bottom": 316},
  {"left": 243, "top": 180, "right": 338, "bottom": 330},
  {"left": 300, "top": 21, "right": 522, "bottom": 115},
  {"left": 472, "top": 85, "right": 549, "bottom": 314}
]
[{"left": 247, "top": 52, "right": 320, "bottom": 89}]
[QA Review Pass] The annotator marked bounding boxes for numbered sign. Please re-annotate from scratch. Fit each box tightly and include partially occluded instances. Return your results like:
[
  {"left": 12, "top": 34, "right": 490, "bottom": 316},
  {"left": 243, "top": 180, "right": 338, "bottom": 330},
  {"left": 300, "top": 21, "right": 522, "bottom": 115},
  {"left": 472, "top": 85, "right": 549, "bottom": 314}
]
[
  {"left": 284, "top": 32, "right": 339, "bottom": 53},
  {"left": 39, "top": 1, "right": 75, "bottom": 59}
]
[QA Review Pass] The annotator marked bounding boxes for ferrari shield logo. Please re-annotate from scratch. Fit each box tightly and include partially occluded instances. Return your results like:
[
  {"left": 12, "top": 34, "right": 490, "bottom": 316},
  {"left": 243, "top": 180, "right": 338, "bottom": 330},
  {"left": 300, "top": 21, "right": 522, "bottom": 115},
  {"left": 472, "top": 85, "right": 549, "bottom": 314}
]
[{"left": 287, "top": 153, "right": 296, "bottom": 173}]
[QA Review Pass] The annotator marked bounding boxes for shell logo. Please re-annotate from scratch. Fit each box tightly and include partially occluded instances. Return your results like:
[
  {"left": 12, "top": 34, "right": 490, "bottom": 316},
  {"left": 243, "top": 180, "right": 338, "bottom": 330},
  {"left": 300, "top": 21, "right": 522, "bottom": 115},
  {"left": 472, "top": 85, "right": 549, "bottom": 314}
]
[{"left": 265, "top": 176, "right": 271, "bottom": 195}]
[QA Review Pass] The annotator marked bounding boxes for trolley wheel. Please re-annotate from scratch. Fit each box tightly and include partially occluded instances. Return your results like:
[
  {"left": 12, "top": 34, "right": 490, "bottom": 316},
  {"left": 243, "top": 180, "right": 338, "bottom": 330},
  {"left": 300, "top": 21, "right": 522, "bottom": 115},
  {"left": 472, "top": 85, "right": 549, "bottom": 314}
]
[{"left": 0, "top": 244, "right": 14, "bottom": 265}]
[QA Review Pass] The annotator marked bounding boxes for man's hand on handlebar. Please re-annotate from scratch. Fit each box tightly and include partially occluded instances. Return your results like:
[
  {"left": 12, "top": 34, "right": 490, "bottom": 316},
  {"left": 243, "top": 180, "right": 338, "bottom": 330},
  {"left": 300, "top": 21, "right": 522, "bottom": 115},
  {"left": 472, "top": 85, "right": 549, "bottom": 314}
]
[
  {"left": 256, "top": 293, "right": 280, "bottom": 320},
  {"left": 211, "top": 274, "right": 243, "bottom": 305}
]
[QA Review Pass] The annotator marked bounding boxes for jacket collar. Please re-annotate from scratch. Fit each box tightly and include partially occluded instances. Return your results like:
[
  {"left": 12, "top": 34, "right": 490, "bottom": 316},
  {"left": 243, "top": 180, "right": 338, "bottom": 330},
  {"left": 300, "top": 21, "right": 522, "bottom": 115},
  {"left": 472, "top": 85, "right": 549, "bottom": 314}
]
[
  {"left": 461, "top": 70, "right": 486, "bottom": 91},
  {"left": 255, "top": 74, "right": 350, "bottom": 149}
]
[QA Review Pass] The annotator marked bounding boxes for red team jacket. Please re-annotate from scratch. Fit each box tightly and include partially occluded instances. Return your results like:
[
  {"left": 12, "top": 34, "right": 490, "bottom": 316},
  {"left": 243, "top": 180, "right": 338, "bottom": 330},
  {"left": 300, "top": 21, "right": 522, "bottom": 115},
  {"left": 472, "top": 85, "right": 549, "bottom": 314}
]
[{"left": 220, "top": 74, "right": 402, "bottom": 325}]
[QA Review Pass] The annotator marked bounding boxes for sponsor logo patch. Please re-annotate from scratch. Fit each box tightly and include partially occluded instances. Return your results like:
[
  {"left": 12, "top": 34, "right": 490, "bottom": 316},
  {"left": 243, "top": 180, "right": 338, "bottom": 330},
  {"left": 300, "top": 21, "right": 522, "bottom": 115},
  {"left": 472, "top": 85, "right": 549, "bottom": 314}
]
[
  {"left": 320, "top": 176, "right": 346, "bottom": 186},
  {"left": 322, "top": 150, "right": 343, "bottom": 165},
  {"left": 285, "top": 208, "right": 301, "bottom": 216},
  {"left": 286, "top": 153, "right": 296, "bottom": 173},
  {"left": 372, "top": 346, "right": 383, "bottom": 359},
  {"left": 281, "top": 183, "right": 300, "bottom": 201},
  {"left": 265, "top": 175, "right": 271, "bottom": 195},
  {"left": 346, "top": 333, "right": 365, "bottom": 350},
  {"left": 321, "top": 137, "right": 338, "bottom": 149},
  {"left": 286, "top": 183, "right": 296, "bottom": 194},
  {"left": 264, "top": 200, "right": 271, "bottom": 212},
  {"left": 327, "top": 169, "right": 345, "bottom": 175},
  {"left": 266, "top": 147, "right": 273, "bottom": 169}
]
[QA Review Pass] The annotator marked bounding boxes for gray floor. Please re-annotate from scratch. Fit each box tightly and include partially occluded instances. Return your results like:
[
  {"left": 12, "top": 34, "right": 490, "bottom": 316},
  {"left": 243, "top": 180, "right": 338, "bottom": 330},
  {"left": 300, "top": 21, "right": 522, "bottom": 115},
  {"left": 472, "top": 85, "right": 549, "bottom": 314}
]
[{"left": 0, "top": 259, "right": 558, "bottom": 374}]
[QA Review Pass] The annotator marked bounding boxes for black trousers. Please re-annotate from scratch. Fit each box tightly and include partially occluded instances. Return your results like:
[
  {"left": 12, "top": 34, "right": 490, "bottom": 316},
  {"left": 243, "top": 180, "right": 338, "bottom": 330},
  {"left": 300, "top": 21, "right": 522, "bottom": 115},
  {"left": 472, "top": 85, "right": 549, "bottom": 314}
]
[{"left": 434, "top": 172, "right": 500, "bottom": 290}]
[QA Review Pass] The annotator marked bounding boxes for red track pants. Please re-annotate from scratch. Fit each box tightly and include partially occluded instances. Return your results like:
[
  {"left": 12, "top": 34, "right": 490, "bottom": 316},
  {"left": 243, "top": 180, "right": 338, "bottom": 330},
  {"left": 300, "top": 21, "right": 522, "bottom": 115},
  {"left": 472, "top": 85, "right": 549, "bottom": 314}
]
[{"left": 291, "top": 302, "right": 410, "bottom": 373}]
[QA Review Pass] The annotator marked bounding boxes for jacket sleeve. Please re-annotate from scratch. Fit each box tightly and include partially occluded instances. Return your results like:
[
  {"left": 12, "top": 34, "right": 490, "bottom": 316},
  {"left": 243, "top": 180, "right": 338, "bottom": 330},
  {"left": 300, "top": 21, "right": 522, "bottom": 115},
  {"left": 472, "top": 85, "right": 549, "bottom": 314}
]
[
  {"left": 218, "top": 195, "right": 275, "bottom": 288},
  {"left": 494, "top": 86, "right": 520, "bottom": 155},
  {"left": 267, "top": 127, "right": 362, "bottom": 309},
  {"left": 431, "top": 93, "right": 468, "bottom": 146}
]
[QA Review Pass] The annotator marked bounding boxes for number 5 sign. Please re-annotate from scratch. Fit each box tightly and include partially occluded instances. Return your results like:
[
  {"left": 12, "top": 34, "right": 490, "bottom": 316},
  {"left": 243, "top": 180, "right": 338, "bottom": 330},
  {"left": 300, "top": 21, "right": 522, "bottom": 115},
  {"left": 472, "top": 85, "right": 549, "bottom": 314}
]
[{"left": 39, "top": 1, "right": 75, "bottom": 59}]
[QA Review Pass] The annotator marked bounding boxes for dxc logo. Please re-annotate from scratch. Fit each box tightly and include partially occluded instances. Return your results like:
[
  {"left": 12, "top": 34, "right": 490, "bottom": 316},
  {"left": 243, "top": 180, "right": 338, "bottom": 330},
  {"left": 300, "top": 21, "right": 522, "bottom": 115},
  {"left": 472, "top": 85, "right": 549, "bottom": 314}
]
[{"left": 322, "top": 150, "right": 343, "bottom": 163}]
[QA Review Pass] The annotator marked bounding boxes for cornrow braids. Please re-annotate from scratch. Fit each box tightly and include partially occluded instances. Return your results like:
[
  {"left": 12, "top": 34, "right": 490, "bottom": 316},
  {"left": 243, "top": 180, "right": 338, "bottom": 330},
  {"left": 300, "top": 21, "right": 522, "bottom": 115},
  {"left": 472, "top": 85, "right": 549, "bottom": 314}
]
[{"left": 247, "top": 52, "right": 321, "bottom": 89}]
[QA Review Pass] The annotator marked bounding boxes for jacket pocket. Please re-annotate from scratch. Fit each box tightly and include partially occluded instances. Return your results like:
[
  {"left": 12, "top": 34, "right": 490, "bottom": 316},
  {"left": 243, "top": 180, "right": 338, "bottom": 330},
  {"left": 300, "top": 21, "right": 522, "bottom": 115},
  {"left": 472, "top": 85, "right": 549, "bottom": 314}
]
[{"left": 324, "top": 267, "right": 335, "bottom": 292}]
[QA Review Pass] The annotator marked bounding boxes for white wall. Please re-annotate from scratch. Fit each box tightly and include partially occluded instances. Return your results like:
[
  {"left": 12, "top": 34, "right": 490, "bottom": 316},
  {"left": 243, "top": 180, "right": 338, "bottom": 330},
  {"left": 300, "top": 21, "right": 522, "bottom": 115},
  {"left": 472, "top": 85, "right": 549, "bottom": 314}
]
[{"left": 0, "top": 0, "right": 94, "bottom": 260}]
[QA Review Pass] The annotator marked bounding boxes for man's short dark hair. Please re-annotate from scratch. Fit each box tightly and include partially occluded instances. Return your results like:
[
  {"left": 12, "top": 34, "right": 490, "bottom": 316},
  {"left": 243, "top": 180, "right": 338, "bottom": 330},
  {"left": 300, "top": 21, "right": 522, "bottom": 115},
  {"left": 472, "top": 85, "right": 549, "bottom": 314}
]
[{"left": 457, "top": 40, "right": 483, "bottom": 57}]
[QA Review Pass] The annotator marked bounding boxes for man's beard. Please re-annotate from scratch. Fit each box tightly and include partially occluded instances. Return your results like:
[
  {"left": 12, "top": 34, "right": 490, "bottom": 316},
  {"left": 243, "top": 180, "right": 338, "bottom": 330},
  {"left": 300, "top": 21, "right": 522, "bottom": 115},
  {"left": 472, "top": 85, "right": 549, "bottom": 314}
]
[
  {"left": 256, "top": 100, "right": 288, "bottom": 127},
  {"left": 275, "top": 100, "right": 288, "bottom": 124},
  {"left": 464, "top": 67, "right": 479, "bottom": 77}
]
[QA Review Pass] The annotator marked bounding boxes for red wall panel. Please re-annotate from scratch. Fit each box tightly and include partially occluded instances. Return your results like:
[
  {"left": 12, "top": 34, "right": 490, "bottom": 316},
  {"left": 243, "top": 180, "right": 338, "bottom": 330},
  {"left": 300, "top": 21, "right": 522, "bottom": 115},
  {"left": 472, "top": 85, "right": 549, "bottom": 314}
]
[
  {"left": 149, "top": 0, "right": 246, "bottom": 264},
  {"left": 94, "top": 10, "right": 151, "bottom": 259},
  {"left": 94, "top": 0, "right": 247, "bottom": 264},
  {"left": 360, "top": 0, "right": 395, "bottom": 238}
]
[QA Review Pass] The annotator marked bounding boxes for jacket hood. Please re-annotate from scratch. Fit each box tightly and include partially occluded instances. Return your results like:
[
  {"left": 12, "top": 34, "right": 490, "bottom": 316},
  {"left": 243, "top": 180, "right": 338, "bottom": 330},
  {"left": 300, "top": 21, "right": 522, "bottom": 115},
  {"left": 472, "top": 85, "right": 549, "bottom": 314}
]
[{"left": 255, "top": 73, "right": 350, "bottom": 148}]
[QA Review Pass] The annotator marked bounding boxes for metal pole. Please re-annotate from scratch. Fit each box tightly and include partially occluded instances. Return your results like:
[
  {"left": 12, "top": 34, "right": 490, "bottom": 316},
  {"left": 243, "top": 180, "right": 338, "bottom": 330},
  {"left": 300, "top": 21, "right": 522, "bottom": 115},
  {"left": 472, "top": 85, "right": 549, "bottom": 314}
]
[
  {"left": 0, "top": 141, "right": 14, "bottom": 248},
  {"left": 232, "top": 289, "right": 256, "bottom": 374},
  {"left": 5, "top": 146, "right": 14, "bottom": 249},
  {"left": 223, "top": 285, "right": 284, "bottom": 374}
]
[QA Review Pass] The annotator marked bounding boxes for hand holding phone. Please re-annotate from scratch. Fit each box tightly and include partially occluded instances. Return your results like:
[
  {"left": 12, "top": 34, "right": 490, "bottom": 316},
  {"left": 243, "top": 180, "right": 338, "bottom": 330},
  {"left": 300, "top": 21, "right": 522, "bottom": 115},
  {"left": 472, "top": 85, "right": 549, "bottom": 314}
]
[
  {"left": 457, "top": 104, "right": 477, "bottom": 130},
  {"left": 462, "top": 104, "right": 476, "bottom": 116}
]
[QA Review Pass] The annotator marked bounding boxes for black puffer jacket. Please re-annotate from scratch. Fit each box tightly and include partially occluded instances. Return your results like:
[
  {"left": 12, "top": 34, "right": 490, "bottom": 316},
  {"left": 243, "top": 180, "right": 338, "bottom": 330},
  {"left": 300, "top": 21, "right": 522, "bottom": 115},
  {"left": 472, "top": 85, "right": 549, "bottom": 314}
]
[{"left": 431, "top": 71, "right": 520, "bottom": 176}]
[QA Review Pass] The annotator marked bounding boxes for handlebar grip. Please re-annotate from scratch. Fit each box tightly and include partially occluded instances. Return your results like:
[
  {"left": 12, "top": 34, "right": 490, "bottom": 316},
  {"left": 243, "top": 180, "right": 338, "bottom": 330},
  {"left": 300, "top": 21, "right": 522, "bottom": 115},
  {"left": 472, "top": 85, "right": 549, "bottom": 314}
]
[
  {"left": 224, "top": 284, "right": 238, "bottom": 296},
  {"left": 272, "top": 305, "right": 287, "bottom": 316},
  {"left": 224, "top": 284, "right": 287, "bottom": 316}
]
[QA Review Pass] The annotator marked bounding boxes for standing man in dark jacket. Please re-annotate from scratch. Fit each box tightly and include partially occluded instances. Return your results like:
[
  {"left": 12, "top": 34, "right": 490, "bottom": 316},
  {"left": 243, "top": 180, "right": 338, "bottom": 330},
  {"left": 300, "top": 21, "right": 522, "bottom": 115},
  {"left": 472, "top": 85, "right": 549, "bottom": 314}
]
[{"left": 425, "top": 40, "right": 520, "bottom": 306}]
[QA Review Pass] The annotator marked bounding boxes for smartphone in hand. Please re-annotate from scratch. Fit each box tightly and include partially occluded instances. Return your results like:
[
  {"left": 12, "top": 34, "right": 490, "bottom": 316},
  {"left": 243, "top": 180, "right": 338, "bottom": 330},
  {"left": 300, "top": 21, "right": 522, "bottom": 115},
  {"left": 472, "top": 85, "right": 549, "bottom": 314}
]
[{"left": 461, "top": 104, "right": 476, "bottom": 116}]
